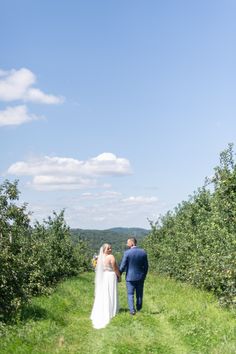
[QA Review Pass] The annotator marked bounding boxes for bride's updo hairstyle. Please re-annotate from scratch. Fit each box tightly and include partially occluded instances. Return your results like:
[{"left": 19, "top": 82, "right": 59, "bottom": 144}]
[{"left": 103, "top": 243, "right": 112, "bottom": 253}]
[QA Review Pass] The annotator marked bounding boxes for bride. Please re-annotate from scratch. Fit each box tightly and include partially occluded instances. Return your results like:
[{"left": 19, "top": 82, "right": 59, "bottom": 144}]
[{"left": 90, "top": 243, "right": 120, "bottom": 329}]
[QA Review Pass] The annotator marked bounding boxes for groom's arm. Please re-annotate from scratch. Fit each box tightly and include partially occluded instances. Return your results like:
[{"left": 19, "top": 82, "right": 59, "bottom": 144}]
[
  {"left": 119, "top": 252, "right": 128, "bottom": 274},
  {"left": 143, "top": 253, "right": 149, "bottom": 277}
]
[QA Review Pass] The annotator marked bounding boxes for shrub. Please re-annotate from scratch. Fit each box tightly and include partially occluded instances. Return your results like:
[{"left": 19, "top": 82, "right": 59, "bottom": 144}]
[
  {"left": 0, "top": 180, "right": 90, "bottom": 322},
  {"left": 144, "top": 144, "right": 236, "bottom": 307}
]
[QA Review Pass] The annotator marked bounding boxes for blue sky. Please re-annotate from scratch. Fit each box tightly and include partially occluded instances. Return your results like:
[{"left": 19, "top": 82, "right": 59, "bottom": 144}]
[{"left": 1, "top": 0, "right": 236, "bottom": 229}]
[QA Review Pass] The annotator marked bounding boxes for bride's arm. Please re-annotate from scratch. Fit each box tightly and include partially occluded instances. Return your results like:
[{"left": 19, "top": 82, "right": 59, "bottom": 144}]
[{"left": 110, "top": 255, "right": 121, "bottom": 278}]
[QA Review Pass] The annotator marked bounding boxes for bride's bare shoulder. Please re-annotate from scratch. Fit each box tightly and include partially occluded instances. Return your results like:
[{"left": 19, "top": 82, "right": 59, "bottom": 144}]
[
  {"left": 106, "top": 254, "right": 115, "bottom": 259},
  {"left": 105, "top": 254, "right": 115, "bottom": 262}
]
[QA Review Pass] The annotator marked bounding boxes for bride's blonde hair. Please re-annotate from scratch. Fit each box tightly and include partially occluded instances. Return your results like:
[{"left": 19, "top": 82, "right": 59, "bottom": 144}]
[{"left": 102, "top": 243, "right": 111, "bottom": 253}]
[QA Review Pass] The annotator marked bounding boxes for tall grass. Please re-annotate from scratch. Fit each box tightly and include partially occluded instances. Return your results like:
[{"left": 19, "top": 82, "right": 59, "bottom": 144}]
[{"left": 0, "top": 273, "right": 235, "bottom": 353}]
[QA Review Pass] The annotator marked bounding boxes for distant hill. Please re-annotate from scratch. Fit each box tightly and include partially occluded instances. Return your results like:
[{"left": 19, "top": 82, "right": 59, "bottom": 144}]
[
  {"left": 70, "top": 227, "right": 150, "bottom": 256},
  {"left": 107, "top": 227, "right": 150, "bottom": 236}
]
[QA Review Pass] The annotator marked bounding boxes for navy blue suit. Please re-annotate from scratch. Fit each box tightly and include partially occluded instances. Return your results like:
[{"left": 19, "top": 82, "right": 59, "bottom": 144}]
[{"left": 119, "top": 246, "right": 148, "bottom": 313}]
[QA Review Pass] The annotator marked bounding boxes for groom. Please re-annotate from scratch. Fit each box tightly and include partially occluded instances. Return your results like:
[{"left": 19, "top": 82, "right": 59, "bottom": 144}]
[{"left": 119, "top": 237, "right": 148, "bottom": 315}]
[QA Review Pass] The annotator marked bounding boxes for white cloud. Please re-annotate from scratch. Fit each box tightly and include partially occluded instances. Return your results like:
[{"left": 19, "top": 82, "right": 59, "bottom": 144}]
[
  {"left": 24, "top": 88, "right": 63, "bottom": 104},
  {"left": 71, "top": 194, "right": 158, "bottom": 228},
  {"left": 8, "top": 156, "right": 83, "bottom": 176},
  {"left": 0, "top": 69, "right": 8, "bottom": 76},
  {"left": 0, "top": 105, "right": 41, "bottom": 127},
  {"left": 80, "top": 191, "right": 121, "bottom": 200},
  {"left": 8, "top": 153, "right": 132, "bottom": 177},
  {"left": 27, "top": 191, "right": 159, "bottom": 229},
  {"left": 83, "top": 153, "right": 132, "bottom": 176},
  {"left": 7, "top": 153, "right": 132, "bottom": 190},
  {"left": 31, "top": 175, "right": 98, "bottom": 191},
  {"left": 0, "top": 68, "right": 64, "bottom": 104},
  {"left": 122, "top": 196, "right": 158, "bottom": 205}
]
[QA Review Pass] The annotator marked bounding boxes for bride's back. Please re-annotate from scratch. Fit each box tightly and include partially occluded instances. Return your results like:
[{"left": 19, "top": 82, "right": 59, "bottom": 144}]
[{"left": 103, "top": 254, "right": 114, "bottom": 271}]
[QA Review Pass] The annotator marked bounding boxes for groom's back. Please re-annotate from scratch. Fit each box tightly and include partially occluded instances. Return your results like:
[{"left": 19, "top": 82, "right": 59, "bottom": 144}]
[{"left": 123, "top": 247, "right": 148, "bottom": 281}]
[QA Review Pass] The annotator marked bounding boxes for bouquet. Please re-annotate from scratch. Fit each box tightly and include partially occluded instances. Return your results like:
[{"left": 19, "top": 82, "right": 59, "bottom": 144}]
[{"left": 92, "top": 254, "right": 98, "bottom": 269}]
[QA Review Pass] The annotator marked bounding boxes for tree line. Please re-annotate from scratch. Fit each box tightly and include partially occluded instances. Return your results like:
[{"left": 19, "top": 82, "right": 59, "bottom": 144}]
[
  {"left": 144, "top": 144, "right": 236, "bottom": 307},
  {"left": 0, "top": 180, "right": 91, "bottom": 322}
]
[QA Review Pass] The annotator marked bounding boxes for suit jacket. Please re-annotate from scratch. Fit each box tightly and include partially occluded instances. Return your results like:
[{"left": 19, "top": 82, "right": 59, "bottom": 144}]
[{"left": 119, "top": 246, "right": 148, "bottom": 282}]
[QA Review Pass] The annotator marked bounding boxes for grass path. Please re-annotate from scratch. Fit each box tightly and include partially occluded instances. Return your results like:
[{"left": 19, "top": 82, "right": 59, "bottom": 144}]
[{"left": 0, "top": 273, "right": 236, "bottom": 353}]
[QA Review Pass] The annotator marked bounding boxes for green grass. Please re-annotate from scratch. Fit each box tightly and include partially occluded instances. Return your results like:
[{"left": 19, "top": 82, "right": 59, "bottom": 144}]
[{"left": 0, "top": 273, "right": 236, "bottom": 353}]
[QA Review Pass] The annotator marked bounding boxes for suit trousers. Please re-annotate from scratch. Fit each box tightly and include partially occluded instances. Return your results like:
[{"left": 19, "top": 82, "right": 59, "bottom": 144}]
[{"left": 126, "top": 280, "right": 144, "bottom": 313}]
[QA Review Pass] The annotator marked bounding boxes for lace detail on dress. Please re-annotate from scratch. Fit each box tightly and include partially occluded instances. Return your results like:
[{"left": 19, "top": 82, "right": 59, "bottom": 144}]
[{"left": 103, "top": 262, "right": 113, "bottom": 272}]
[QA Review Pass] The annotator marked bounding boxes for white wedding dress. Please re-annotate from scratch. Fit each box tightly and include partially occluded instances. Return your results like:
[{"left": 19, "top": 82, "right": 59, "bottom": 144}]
[{"left": 90, "top": 249, "right": 119, "bottom": 329}]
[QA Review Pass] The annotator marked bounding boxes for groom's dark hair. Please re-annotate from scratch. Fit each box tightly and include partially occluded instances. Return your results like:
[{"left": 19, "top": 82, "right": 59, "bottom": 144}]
[{"left": 129, "top": 237, "right": 137, "bottom": 246}]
